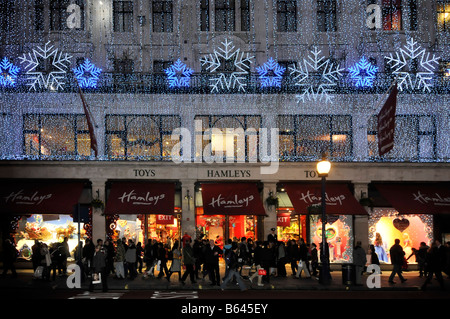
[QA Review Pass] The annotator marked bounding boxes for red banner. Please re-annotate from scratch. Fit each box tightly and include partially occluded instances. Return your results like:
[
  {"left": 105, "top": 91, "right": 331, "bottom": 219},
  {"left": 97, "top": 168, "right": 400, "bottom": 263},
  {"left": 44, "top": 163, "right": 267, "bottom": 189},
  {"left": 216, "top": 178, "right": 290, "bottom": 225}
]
[
  {"left": 374, "top": 183, "right": 450, "bottom": 214},
  {"left": 201, "top": 183, "right": 266, "bottom": 216},
  {"left": 104, "top": 182, "right": 175, "bottom": 215},
  {"left": 284, "top": 183, "right": 367, "bottom": 215},
  {"left": 0, "top": 181, "right": 84, "bottom": 214},
  {"left": 377, "top": 84, "right": 398, "bottom": 156}
]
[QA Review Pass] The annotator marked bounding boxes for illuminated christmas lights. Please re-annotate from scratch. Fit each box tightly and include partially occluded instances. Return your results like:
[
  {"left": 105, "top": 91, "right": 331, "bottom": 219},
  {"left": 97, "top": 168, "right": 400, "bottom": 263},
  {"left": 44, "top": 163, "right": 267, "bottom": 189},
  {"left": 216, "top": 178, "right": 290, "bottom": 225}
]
[
  {"left": 348, "top": 57, "right": 378, "bottom": 88},
  {"left": 72, "top": 58, "right": 102, "bottom": 89},
  {"left": 0, "top": 57, "right": 20, "bottom": 87},
  {"left": 256, "top": 57, "right": 286, "bottom": 88},
  {"left": 164, "top": 59, "right": 193, "bottom": 88}
]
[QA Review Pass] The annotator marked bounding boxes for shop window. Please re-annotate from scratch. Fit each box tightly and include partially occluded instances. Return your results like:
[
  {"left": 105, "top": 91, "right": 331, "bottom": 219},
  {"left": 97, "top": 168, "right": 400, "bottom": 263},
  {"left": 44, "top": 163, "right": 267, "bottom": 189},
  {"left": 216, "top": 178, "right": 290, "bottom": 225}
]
[
  {"left": 317, "top": 0, "right": 337, "bottom": 32},
  {"left": 215, "top": 0, "right": 235, "bottom": 31},
  {"left": 368, "top": 209, "right": 433, "bottom": 264},
  {"left": 23, "top": 114, "right": 91, "bottom": 159},
  {"left": 14, "top": 214, "right": 87, "bottom": 261},
  {"left": 113, "top": 0, "right": 133, "bottom": 32},
  {"left": 194, "top": 115, "right": 261, "bottom": 162},
  {"left": 105, "top": 114, "right": 181, "bottom": 160},
  {"left": 309, "top": 214, "right": 353, "bottom": 263},
  {"left": 278, "top": 115, "right": 353, "bottom": 161},
  {"left": 152, "top": 0, "right": 173, "bottom": 32},
  {"left": 382, "top": 0, "right": 402, "bottom": 31},
  {"left": 437, "top": 0, "right": 450, "bottom": 32},
  {"left": 367, "top": 115, "right": 436, "bottom": 161}
]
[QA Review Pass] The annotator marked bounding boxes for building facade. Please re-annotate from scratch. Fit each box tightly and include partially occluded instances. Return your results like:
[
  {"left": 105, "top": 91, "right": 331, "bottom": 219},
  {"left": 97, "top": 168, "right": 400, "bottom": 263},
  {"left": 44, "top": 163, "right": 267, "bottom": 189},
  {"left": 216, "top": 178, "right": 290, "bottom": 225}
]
[{"left": 0, "top": 0, "right": 449, "bottom": 264}]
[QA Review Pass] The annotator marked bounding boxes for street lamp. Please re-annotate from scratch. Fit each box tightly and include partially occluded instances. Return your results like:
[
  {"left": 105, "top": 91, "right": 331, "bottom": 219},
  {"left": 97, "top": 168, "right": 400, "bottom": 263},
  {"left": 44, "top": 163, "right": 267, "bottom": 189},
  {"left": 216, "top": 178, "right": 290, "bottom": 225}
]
[{"left": 317, "top": 154, "right": 331, "bottom": 285}]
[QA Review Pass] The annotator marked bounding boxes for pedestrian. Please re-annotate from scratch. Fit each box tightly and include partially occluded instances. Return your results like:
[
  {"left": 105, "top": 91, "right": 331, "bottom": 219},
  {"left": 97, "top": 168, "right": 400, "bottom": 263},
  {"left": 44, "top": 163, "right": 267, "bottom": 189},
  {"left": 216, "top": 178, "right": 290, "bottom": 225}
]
[
  {"left": 193, "top": 238, "right": 204, "bottom": 280},
  {"left": 2, "top": 239, "right": 18, "bottom": 278},
  {"left": 89, "top": 241, "right": 108, "bottom": 292},
  {"left": 136, "top": 242, "right": 144, "bottom": 273},
  {"left": 104, "top": 239, "right": 115, "bottom": 275},
  {"left": 203, "top": 239, "right": 221, "bottom": 286},
  {"left": 181, "top": 232, "right": 192, "bottom": 248},
  {"left": 156, "top": 242, "right": 170, "bottom": 280},
  {"left": 286, "top": 239, "right": 299, "bottom": 276},
  {"left": 388, "top": 239, "right": 407, "bottom": 284},
  {"left": 276, "top": 241, "right": 287, "bottom": 277},
  {"left": 268, "top": 228, "right": 277, "bottom": 243},
  {"left": 40, "top": 243, "right": 52, "bottom": 281},
  {"left": 220, "top": 242, "right": 247, "bottom": 291},
  {"left": 249, "top": 241, "right": 264, "bottom": 286},
  {"left": 180, "top": 239, "right": 197, "bottom": 285},
  {"left": 61, "top": 237, "right": 70, "bottom": 275},
  {"left": 125, "top": 239, "right": 137, "bottom": 279},
  {"left": 168, "top": 241, "right": 182, "bottom": 281},
  {"left": 260, "top": 241, "right": 273, "bottom": 283},
  {"left": 369, "top": 244, "right": 380, "bottom": 271},
  {"left": 310, "top": 243, "right": 318, "bottom": 277},
  {"left": 31, "top": 240, "right": 41, "bottom": 272},
  {"left": 82, "top": 238, "right": 95, "bottom": 277},
  {"left": 421, "top": 240, "right": 445, "bottom": 291},
  {"left": 295, "top": 238, "right": 311, "bottom": 278},
  {"left": 114, "top": 239, "right": 126, "bottom": 279},
  {"left": 353, "top": 241, "right": 367, "bottom": 285}
]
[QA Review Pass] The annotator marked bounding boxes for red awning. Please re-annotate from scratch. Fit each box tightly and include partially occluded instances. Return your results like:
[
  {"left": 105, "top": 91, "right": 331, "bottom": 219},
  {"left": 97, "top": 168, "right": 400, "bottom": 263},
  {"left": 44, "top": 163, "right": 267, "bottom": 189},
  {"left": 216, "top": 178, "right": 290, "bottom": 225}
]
[
  {"left": 104, "top": 182, "right": 175, "bottom": 215},
  {"left": 0, "top": 181, "right": 84, "bottom": 214},
  {"left": 374, "top": 183, "right": 450, "bottom": 214},
  {"left": 284, "top": 183, "right": 368, "bottom": 215},
  {"left": 200, "top": 183, "right": 266, "bottom": 216}
]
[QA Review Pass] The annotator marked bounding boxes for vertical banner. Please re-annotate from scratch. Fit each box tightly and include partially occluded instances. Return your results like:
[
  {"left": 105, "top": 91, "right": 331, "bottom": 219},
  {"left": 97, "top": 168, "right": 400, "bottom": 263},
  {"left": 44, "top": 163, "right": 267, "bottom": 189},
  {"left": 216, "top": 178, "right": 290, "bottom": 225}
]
[
  {"left": 77, "top": 82, "right": 98, "bottom": 157},
  {"left": 377, "top": 83, "right": 398, "bottom": 156}
]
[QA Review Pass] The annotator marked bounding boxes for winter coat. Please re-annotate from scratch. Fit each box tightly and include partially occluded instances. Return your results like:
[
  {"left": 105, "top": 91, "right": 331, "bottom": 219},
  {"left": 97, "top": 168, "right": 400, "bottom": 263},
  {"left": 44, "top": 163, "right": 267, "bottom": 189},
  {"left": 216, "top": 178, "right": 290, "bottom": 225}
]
[{"left": 125, "top": 244, "right": 137, "bottom": 263}]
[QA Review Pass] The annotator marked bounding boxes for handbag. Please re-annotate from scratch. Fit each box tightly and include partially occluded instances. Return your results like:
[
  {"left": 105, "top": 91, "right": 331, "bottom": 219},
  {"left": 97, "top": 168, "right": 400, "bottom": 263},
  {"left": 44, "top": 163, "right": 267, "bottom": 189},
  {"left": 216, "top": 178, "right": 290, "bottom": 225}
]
[
  {"left": 258, "top": 268, "right": 267, "bottom": 276},
  {"left": 92, "top": 272, "right": 102, "bottom": 284},
  {"left": 34, "top": 266, "right": 44, "bottom": 279},
  {"left": 156, "top": 260, "right": 161, "bottom": 271}
]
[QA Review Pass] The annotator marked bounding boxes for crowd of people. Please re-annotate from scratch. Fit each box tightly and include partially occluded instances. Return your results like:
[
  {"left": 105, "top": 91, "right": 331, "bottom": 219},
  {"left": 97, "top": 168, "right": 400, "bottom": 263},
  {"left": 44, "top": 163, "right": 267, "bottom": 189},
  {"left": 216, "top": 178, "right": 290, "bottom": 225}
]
[{"left": 2, "top": 233, "right": 450, "bottom": 292}]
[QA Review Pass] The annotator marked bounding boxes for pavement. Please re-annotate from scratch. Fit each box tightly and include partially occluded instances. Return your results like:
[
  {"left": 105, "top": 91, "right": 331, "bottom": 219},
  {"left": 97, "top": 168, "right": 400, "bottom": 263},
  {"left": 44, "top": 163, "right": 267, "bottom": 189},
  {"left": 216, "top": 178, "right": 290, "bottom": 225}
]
[{"left": 1, "top": 261, "right": 450, "bottom": 295}]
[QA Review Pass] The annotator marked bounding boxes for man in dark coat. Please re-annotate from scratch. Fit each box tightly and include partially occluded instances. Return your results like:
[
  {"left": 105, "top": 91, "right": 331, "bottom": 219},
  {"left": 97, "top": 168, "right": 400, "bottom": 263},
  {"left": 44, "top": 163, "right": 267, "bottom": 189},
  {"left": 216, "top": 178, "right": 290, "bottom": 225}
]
[
  {"left": 388, "top": 239, "right": 406, "bottom": 284},
  {"left": 2, "top": 239, "right": 18, "bottom": 277},
  {"left": 203, "top": 239, "right": 221, "bottom": 285},
  {"left": 421, "top": 240, "right": 445, "bottom": 291},
  {"left": 89, "top": 241, "right": 108, "bottom": 292}
]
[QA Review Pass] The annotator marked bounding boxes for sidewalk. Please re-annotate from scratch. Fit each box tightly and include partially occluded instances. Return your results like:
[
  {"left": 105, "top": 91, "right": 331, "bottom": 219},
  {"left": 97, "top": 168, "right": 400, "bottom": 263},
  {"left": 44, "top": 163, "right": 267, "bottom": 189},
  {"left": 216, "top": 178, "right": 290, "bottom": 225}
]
[{"left": 2, "top": 263, "right": 449, "bottom": 293}]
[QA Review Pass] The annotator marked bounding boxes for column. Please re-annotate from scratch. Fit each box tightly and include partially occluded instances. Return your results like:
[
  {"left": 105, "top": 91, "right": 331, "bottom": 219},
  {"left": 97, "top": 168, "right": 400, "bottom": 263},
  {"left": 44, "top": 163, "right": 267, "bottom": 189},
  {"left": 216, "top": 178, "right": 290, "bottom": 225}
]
[
  {"left": 262, "top": 181, "right": 278, "bottom": 242},
  {"left": 180, "top": 179, "right": 197, "bottom": 240},
  {"left": 90, "top": 179, "right": 107, "bottom": 242},
  {"left": 353, "top": 182, "right": 369, "bottom": 250}
]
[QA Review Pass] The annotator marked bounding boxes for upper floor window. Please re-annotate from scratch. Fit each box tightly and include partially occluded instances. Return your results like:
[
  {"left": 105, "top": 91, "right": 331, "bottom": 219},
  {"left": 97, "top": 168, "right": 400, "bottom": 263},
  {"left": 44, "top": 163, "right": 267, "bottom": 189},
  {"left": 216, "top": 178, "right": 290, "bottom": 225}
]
[
  {"left": 278, "top": 115, "right": 353, "bottom": 161},
  {"left": 0, "top": 0, "right": 14, "bottom": 33},
  {"left": 23, "top": 114, "right": 92, "bottom": 158},
  {"left": 105, "top": 115, "right": 181, "bottom": 160},
  {"left": 34, "top": 0, "right": 85, "bottom": 31},
  {"left": 215, "top": 0, "right": 235, "bottom": 31},
  {"left": 241, "top": 0, "right": 251, "bottom": 31},
  {"left": 113, "top": 0, "right": 133, "bottom": 32},
  {"left": 277, "top": 0, "right": 297, "bottom": 32},
  {"left": 200, "top": 0, "right": 210, "bottom": 31},
  {"left": 367, "top": 115, "right": 437, "bottom": 161},
  {"left": 382, "top": 0, "right": 402, "bottom": 31},
  {"left": 152, "top": 0, "right": 173, "bottom": 32},
  {"left": 317, "top": 0, "right": 337, "bottom": 32},
  {"left": 438, "top": 0, "right": 450, "bottom": 32}
]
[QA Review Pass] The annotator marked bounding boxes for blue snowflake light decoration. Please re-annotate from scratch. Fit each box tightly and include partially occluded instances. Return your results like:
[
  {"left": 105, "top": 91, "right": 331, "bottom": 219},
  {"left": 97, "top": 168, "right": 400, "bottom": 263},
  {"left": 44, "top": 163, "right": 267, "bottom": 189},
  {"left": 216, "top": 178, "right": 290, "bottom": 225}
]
[
  {"left": 348, "top": 57, "right": 378, "bottom": 88},
  {"left": 256, "top": 57, "right": 286, "bottom": 88},
  {"left": 0, "top": 57, "right": 20, "bottom": 87},
  {"left": 165, "top": 59, "right": 194, "bottom": 88},
  {"left": 73, "top": 58, "right": 102, "bottom": 89}
]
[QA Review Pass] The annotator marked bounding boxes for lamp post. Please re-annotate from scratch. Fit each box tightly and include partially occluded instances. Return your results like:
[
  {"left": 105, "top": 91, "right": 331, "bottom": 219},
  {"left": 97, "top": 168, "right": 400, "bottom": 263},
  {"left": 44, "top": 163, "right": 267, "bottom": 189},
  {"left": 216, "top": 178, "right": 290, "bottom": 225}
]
[{"left": 317, "top": 155, "right": 331, "bottom": 285}]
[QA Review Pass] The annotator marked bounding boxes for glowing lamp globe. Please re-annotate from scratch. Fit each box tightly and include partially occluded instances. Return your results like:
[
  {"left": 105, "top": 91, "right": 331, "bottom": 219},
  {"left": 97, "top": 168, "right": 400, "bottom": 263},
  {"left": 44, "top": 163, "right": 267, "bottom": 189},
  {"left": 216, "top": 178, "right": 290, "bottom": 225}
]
[{"left": 316, "top": 159, "right": 331, "bottom": 177}]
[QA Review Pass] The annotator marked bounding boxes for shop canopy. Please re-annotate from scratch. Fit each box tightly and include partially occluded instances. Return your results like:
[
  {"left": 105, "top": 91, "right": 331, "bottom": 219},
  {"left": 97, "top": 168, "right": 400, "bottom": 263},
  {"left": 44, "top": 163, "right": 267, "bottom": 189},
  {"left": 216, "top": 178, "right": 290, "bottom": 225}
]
[
  {"left": 104, "top": 182, "right": 175, "bottom": 215},
  {"left": 284, "top": 183, "right": 368, "bottom": 215},
  {"left": 200, "top": 183, "right": 266, "bottom": 216},
  {"left": 373, "top": 183, "right": 450, "bottom": 214},
  {"left": 0, "top": 181, "right": 84, "bottom": 214}
]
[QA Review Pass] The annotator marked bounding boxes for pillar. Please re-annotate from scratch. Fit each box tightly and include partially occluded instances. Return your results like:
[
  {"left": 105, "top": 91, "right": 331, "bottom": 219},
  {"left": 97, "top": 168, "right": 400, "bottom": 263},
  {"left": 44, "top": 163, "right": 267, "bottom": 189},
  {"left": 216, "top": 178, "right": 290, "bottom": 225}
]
[
  {"left": 90, "top": 179, "right": 106, "bottom": 242},
  {"left": 353, "top": 182, "right": 369, "bottom": 250},
  {"left": 262, "top": 181, "right": 278, "bottom": 242},
  {"left": 180, "top": 179, "right": 196, "bottom": 240}
]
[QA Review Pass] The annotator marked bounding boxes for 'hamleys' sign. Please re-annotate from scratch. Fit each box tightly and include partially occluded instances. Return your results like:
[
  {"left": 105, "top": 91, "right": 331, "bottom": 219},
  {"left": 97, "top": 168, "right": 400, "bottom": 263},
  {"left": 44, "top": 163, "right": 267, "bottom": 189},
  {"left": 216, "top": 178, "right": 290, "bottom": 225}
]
[
  {"left": 118, "top": 190, "right": 165, "bottom": 205},
  {"left": 4, "top": 189, "right": 52, "bottom": 206},
  {"left": 412, "top": 191, "right": 450, "bottom": 206},
  {"left": 208, "top": 194, "right": 254, "bottom": 209},
  {"left": 297, "top": 190, "right": 345, "bottom": 206}
]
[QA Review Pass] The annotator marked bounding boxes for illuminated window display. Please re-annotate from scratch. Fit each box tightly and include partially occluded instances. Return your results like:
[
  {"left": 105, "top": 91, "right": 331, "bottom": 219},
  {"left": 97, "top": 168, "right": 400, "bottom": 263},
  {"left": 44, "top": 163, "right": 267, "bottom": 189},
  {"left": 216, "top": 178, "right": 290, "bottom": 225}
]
[
  {"left": 110, "top": 214, "right": 180, "bottom": 245},
  {"left": 368, "top": 208, "right": 433, "bottom": 264},
  {"left": 276, "top": 209, "right": 307, "bottom": 242},
  {"left": 14, "top": 214, "right": 86, "bottom": 260},
  {"left": 309, "top": 214, "right": 353, "bottom": 263},
  {"left": 196, "top": 212, "right": 258, "bottom": 246}
]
